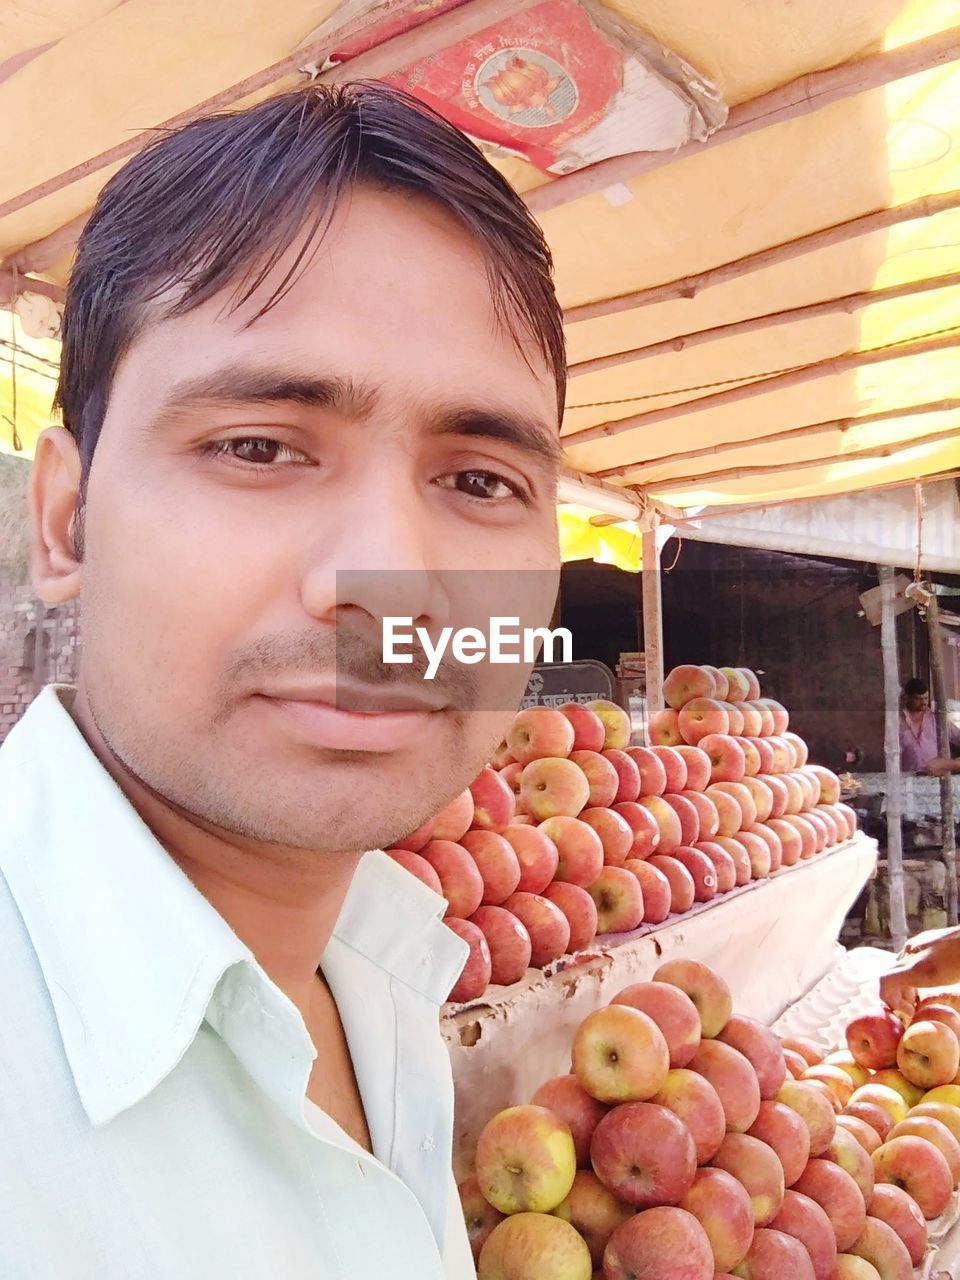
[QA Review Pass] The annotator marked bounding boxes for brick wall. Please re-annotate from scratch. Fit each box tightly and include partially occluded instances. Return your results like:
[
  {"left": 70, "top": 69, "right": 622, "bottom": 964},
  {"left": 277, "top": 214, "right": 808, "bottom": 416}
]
[{"left": 0, "top": 567, "right": 80, "bottom": 742}]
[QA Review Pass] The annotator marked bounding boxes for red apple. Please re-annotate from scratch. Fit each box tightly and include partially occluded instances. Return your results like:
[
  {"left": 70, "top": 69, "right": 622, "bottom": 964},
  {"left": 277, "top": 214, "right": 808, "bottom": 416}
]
[
  {"left": 872, "top": 1134, "right": 952, "bottom": 1218},
  {"left": 508, "top": 706, "right": 575, "bottom": 764},
  {"left": 542, "top": 882, "right": 598, "bottom": 953},
  {"left": 765, "top": 738, "right": 792, "bottom": 774},
  {"left": 719, "top": 1016, "right": 787, "bottom": 1100},
  {"left": 530, "top": 1074, "right": 609, "bottom": 1168},
  {"left": 739, "top": 702, "right": 764, "bottom": 737},
  {"left": 445, "top": 917, "right": 491, "bottom": 1002},
  {"left": 612, "top": 981, "right": 702, "bottom": 1068},
  {"left": 793, "top": 1160, "right": 866, "bottom": 1250},
  {"left": 738, "top": 669, "right": 762, "bottom": 699},
  {"left": 539, "top": 816, "right": 604, "bottom": 887},
  {"left": 683, "top": 790, "right": 720, "bottom": 838},
  {"left": 759, "top": 773, "right": 789, "bottom": 817},
  {"left": 469, "top": 766, "right": 517, "bottom": 832},
  {"left": 386, "top": 848, "right": 443, "bottom": 894},
  {"left": 706, "top": 786, "right": 744, "bottom": 837},
  {"left": 783, "top": 732, "right": 809, "bottom": 766},
  {"left": 678, "top": 698, "right": 731, "bottom": 746},
  {"left": 573, "top": 1005, "right": 670, "bottom": 1105},
  {"left": 811, "top": 806, "right": 840, "bottom": 847},
  {"left": 663, "top": 794, "right": 701, "bottom": 845},
  {"left": 470, "top": 905, "right": 532, "bottom": 985},
  {"left": 624, "top": 745, "right": 668, "bottom": 796},
  {"left": 846, "top": 1216, "right": 913, "bottom": 1280},
  {"left": 655, "top": 958, "right": 733, "bottom": 1039},
  {"left": 499, "top": 760, "right": 524, "bottom": 796},
  {"left": 733, "top": 1228, "right": 816, "bottom": 1279},
  {"left": 648, "top": 855, "right": 696, "bottom": 913},
  {"left": 746, "top": 822, "right": 783, "bottom": 872},
  {"left": 780, "top": 814, "right": 818, "bottom": 860},
  {"left": 710, "top": 781, "right": 758, "bottom": 829},
  {"left": 846, "top": 1012, "right": 904, "bottom": 1071},
  {"left": 602, "top": 748, "right": 642, "bottom": 803},
  {"left": 748, "top": 738, "right": 777, "bottom": 774},
  {"left": 712, "top": 836, "right": 752, "bottom": 885},
  {"left": 914, "top": 1001, "right": 960, "bottom": 1040},
  {"left": 520, "top": 757, "right": 591, "bottom": 821},
  {"left": 502, "top": 823, "right": 560, "bottom": 894},
  {"left": 391, "top": 814, "right": 436, "bottom": 852},
  {"left": 695, "top": 840, "right": 738, "bottom": 892},
  {"left": 807, "top": 765, "right": 841, "bottom": 805},
  {"left": 626, "top": 859, "right": 671, "bottom": 923},
  {"left": 722, "top": 702, "right": 746, "bottom": 736},
  {"left": 585, "top": 699, "right": 632, "bottom": 751},
  {"left": 769, "top": 1190, "right": 837, "bottom": 1280},
  {"left": 766, "top": 817, "right": 802, "bottom": 866},
  {"left": 745, "top": 701, "right": 776, "bottom": 737},
  {"left": 587, "top": 865, "right": 644, "bottom": 934},
  {"left": 653, "top": 1068, "right": 727, "bottom": 1163},
  {"left": 458, "top": 1173, "right": 504, "bottom": 1263},
  {"left": 650, "top": 745, "right": 688, "bottom": 793},
  {"left": 836, "top": 1115, "right": 882, "bottom": 1156},
  {"left": 776, "top": 1081, "right": 837, "bottom": 1156},
  {"left": 665, "top": 664, "right": 719, "bottom": 709},
  {"left": 700, "top": 734, "right": 747, "bottom": 784},
  {"left": 748, "top": 1100, "right": 811, "bottom": 1186},
  {"left": 590, "top": 1102, "right": 696, "bottom": 1206},
  {"left": 569, "top": 749, "right": 620, "bottom": 808},
  {"left": 703, "top": 666, "right": 730, "bottom": 700},
  {"left": 783, "top": 1049, "right": 809, "bottom": 1079},
  {"left": 649, "top": 708, "right": 684, "bottom": 747},
  {"left": 738, "top": 829, "right": 773, "bottom": 880},
  {"left": 559, "top": 701, "right": 607, "bottom": 753},
  {"left": 502, "top": 892, "right": 571, "bottom": 966},
  {"left": 613, "top": 801, "right": 661, "bottom": 858},
  {"left": 866, "top": 1185, "right": 927, "bottom": 1266},
  {"left": 552, "top": 1169, "right": 633, "bottom": 1268},
  {"left": 421, "top": 840, "right": 485, "bottom": 917},
  {"left": 680, "top": 1167, "right": 754, "bottom": 1271},
  {"left": 835, "top": 803, "right": 858, "bottom": 840},
  {"left": 638, "top": 796, "right": 683, "bottom": 854},
  {"left": 675, "top": 745, "right": 712, "bottom": 792},
  {"left": 758, "top": 698, "right": 789, "bottom": 735},
  {"left": 801, "top": 811, "right": 829, "bottom": 855},
  {"left": 432, "top": 788, "right": 475, "bottom": 841},
  {"left": 711, "top": 1133, "right": 785, "bottom": 1226},
  {"left": 476, "top": 1104, "right": 578, "bottom": 1214},
  {"left": 603, "top": 1206, "right": 714, "bottom": 1280},
  {"left": 461, "top": 830, "right": 522, "bottom": 904},
  {"left": 477, "top": 1212, "right": 591, "bottom": 1279},
  {"left": 824, "top": 1126, "right": 876, "bottom": 1203},
  {"left": 735, "top": 738, "right": 761, "bottom": 778},
  {"left": 741, "top": 776, "right": 775, "bottom": 824},
  {"left": 579, "top": 807, "right": 635, "bottom": 867},
  {"left": 896, "top": 1018, "right": 960, "bottom": 1088},
  {"left": 720, "top": 668, "right": 751, "bottom": 703},
  {"left": 672, "top": 846, "right": 719, "bottom": 902},
  {"left": 689, "top": 1040, "right": 761, "bottom": 1133}
]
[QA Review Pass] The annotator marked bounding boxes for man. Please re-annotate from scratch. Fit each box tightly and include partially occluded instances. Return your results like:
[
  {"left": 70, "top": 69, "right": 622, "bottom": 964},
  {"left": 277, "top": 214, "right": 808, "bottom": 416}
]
[
  {"left": 899, "top": 675, "right": 960, "bottom": 773},
  {"left": 1, "top": 84, "right": 565, "bottom": 1277}
]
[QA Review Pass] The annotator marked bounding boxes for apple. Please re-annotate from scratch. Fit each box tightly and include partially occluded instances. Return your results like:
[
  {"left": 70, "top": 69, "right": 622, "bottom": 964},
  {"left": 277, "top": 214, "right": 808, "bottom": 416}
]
[
  {"left": 445, "top": 918, "right": 492, "bottom": 1002},
  {"left": 896, "top": 1018, "right": 960, "bottom": 1088},
  {"left": 804, "top": 1079, "right": 842, "bottom": 1113},
  {"left": 780, "top": 1038, "right": 823, "bottom": 1067},
  {"left": 836, "top": 1115, "right": 882, "bottom": 1155},
  {"left": 391, "top": 814, "right": 436, "bottom": 852},
  {"left": 579, "top": 807, "right": 635, "bottom": 867},
  {"left": 866, "top": 1185, "right": 927, "bottom": 1266},
  {"left": 722, "top": 703, "right": 746, "bottom": 736},
  {"left": 712, "top": 836, "right": 753, "bottom": 885},
  {"left": 531, "top": 1075, "right": 609, "bottom": 1167},
  {"left": 655, "top": 958, "right": 734, "bottom": 1038},
  {"left": 601, "top": 749, "right": 642, "bottom": 803},
  {"left": 461, "top": 830, "right": 522, "bottom": 904},
  {"left": 719, "top": 1016, "right": 787, "bottom": 1100},
  {"left": 586, "top": 699, "right": 632, "bottom": 751},
  {"left": 652, "top": 1068, "right": 726, "bottom": 1163},
  {"left": 843, "top": 1103, "right": 897, "bottom": 1144},
  {"left": 638, "top": 796, "right": 684, "bottom": 853},
  {"left": 741, "top": 776, "right": 774, "bottom": 824},
  {"left": 612, "top": 981, "right": 701, "bottom": 1067},
  {"left": 649, "top": 745, "right": 687, "bottom": 794},
  {"left": 421, "top": 840, "right": 485, "bottom": 917},
  {"left": 502, "top": 892, "right": 571, "bottom": 966},
  {"left": 703, "top": 666, "right": 730, "bottom": 700},
  {"left": 748, "top": 738, "right": 777, "bottom": 773},
  {"left": 679, "top": 698, "right": 731, "bottom": 745},
  {"left": 745, "top": 823, "right": 783, "bottom": 872},
  {"left": 835, "top": 802, "right": 859, "bottom": 840},
  {"left": 695, "top": 840, "right": 738, "bottom": 892},
  {"left": 539, "top": 816, "right": 604, "bottom": 887},
  {"left": 508, "top": 706, "right": 575, "bottom": 765},
  {"left": 672, "top": 847, "right": 719, "bottom": 902},
  {"left": 807, "top": 765, "right": 841, "bottom": 805},
  {"left": 825, "top": 1126, "right": 875, "bottom": 1202},
  {"left": 887, "top": 1114, "right": 960, "bottom": 1182},
  {"left": 700, "top": 735, "right": 747, "bottom": 784},
  {"left": 769, "top": 1190, "right": 837, "bottom": 1280},
  {"left": 690, "top": 1040, "right": 761, "bottom": 1133},
  {"left": 781, "top": 814, "right": 818, "bottom": 859},
  {"left": 663, "top": 794, "right": 701, "bottom": 846},
  {"left": 709, "top": 782, "right": 758, "bottom": 832},
  {"left": 801, "top": 811, "right": 829, "bottom": 854},
  {"left": 665, "top": 665, "right": 719, "bottom": 709},
  {"left": 470, "top": 905, "right": 532, "bottom": 985},
  {"left": 712, "top": 1133, "right": 784, "bottom": 1225},
  {"left": 748, "top": 1100, "right": 811, "bottom": 1186},
  {"left": 803, "top": 1065, "right": 854, "bottom": 1107},
  {"left": 759, "top": 774, "right": 789, "bottom": 817},
  {"left": 476, "top": 1103, "right": 577, "bottom": 1213},
  {"left": 542, "top": 882, "right": 599, "bottom": 953},
  {"left": 569, "top": 750, "right": 620, "bottom": 808},
  {"left": 674, "top": 745, "right": 712, "bottom": 792},
  {"left": 847, "top": 1216, "right": 913, "bottom": 1280},
  {"left": 683, "top": 790, "right": 720, "bottom": 839},
  {"left": 559, "top": 701, "right": 607, "bottom": 753},
  {"left": 826, "top": 1051, "right": 871, "bottom": 1088},
  {"left": 782, "top": 732, "right": 809, "bottom": 766},
  {"left": 783, "top": 1049, "right": 809, "bottom": 1079},
  {"left": 502, "top": 823, "right": 560, "bottom": 894},
  {"left": 766, "top": 738, "right": 793, "bottom": 775},
  {"left": 573, "top": 1004, "right": 670, "bottom": 1104},
  {"left": 587, "top": 866, "right": 644, "bottom": 934},
  {"left": 469, "top": 766, "right": 517, "bottom": 832},
  {"left": 386, "top": 848, "right": 443, "bottom": 894},
  {"left": 707, "top": 786, "right": 745, "bottom": 837},
  {"left": 520, "top": 758, "right": 591, "bottom": 821},
  {"left": 590, "top": 1102, "right": 696, "bottom": 1206},
  {"left": 744, "top": 700, "right": 776, "bottom": 736},
  {"left": 833, "top": 1256, "right": 881, "bottom": 1280},
  {"left": 776, "top": 1081, "right": 836, "bottom": 1156},
  {"left": 738, "top": 830, "right": 773, "bottom": 880},
  {"left": 738, "top": 738, "right": 763, "bottom": 777},
  {"left": 649, "top": 708, "right": 684, "bottom": 747},
  {"left": 499, "top": 761, "right": 524, "bottom": 796},
  {"left": 738, "top": 669, "right": 762, "bottom": 700},
  {"left": 739, "top": 703, "right": 764, "bottom": 737},
  {"left": 921, "top": 1081, "right": 960, "bottom": 1106},
  {"left": 602, "top": 1206, "right": 714, "bottom": 1280},
  {"left": 846, "top": 1013, "right": 904, "bottom": 1071},
  {"left": 680, "top": 1167, "right": 754, "bottom": 1271},
  {"left": 792, "top": 1160, "right": 866, "bottom": 1250},
  {"left": 719, "top": 668, "right": 750, "bottom": 703},
  {"left": 810, "top": 808, "right": 840, "bottom": 848},
  {"left": 610, "top": 802, "right": 659, "bottom": 859},
  {"left": 911, "top": 1099, "right": 960, "bottom": 1144},
  {"left": 766, "top": 817, "right": 802, "bottom": 866},
  {"left": 623, "top": 853, "right": 671, "bottom": 914},
  {"left": 623, "top": 746, "right": 668, "bottom": 797},
  {"left": 648, "top": 855, "right": 696, "bottom": 913},
  {"left": 459, "top": 1173, "right": 504, "bottom": 1262},
  {"left": 864, "top": 1070, "right": 920, "bottom": 1110},
  {"left": 756, "top": 697, "right": 789, "bottom": 734},
  {"left": 477, "top": 1212, "right": 592, "bottom": 1280},
  {"left": 731, "top": 1228, "right": 815, "bottom": 1279},
  {"left": 552, "top": 1169, "right": 633, "bottom": 1268},
  {"left": 872, "top": 1134, "right": 952, "bottom": 1217}
]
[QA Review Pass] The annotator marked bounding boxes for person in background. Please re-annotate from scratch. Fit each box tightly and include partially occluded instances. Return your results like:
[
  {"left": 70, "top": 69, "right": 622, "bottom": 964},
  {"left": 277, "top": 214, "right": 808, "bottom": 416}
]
[{"left": 899, "top": 675, "right": 960, "bottom": 773}]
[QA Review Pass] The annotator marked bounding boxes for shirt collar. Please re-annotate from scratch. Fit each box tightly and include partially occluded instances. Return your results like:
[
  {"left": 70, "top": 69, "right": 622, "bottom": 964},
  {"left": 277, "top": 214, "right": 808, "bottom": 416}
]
[{"left": 0, "top": 687, "right": 465, "bottom": 1128}]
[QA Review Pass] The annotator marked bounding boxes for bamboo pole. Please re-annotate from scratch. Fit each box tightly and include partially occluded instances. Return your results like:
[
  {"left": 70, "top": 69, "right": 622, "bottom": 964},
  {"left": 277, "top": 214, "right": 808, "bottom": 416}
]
[
  {"left": 927, "top": 592, "right": 959, "bottom": 925},
  {"left": 629, "top": 423, "right": 960, "bottom": 493},
  {"left": 528, "top": 26, "right": 960, "bottom": 215},
  {"left": 567, "top": 329, "right": 960, "bottom": 455},
  {"left": 563, "top": 189, "right": 960, "bottom": 327},
  {"left": 880, "top": 565, "right": 909, "bottom": 953},
  {"left": 568, "top": 273, "right": 960, "bottom": 378},
  {"left": 641, "top": 529, "right": 664, "bottom": 722}
]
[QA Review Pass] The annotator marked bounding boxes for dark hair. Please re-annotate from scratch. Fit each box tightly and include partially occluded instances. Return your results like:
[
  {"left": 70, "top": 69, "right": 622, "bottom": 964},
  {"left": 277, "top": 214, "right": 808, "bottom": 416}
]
[
  {"left": 56, "top": 82, "right": 566, "bottom": 477},
  {"left": 904, "top": 677, "right": 929, "bottom": 697}
]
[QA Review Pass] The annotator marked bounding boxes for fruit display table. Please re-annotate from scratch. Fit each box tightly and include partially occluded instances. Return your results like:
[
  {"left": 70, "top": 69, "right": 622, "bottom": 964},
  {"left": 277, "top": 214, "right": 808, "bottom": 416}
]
[{"left": 444, "top": 831, "right": 877, "bottom": 1174}]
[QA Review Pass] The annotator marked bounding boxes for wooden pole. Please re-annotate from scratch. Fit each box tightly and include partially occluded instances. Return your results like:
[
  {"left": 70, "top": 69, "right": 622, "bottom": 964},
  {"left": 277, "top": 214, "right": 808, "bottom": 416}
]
[
  {"left": 0, "top": 273, "right": 65, "bottom": 307},
  {"left": 880, "top": 565, "right": 909, "bottom": 953},
  {"left": 641, "top": 528, "right": 664, "bottom": 725},
  {"left": 563, "top": 189, "right": 960, "bottom": 327},
  {"left": 528, "top": 26, "right": 960, "bottom": 215},
  {"left": 567, "top": 273, "right": 960, "bottom": 379},
  {"left": 567, "top": 329, "right": 960, "bottom": 454},
  {"left": 927, "top": 592, "right": 959, "bottom": 925}
]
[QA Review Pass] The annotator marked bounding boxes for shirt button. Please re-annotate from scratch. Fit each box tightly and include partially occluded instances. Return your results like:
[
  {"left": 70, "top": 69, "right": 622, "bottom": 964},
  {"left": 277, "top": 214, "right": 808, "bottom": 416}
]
[{"left": 420, "top": 1135, "right": 436, "bottom": 1153}]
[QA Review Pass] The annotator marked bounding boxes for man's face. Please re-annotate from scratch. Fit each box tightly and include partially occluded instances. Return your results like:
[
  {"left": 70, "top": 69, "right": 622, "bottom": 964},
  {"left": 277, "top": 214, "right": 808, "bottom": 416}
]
[
  {"left": 72, "top": 187, "right": 561, "bottom": 852},
  {"left": 907, "top": 690, "right": 930, "bottom": 712}
]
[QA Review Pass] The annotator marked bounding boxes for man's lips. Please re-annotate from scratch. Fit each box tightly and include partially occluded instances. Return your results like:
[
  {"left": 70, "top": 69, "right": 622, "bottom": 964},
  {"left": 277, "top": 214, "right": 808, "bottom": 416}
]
[{"left": 252, "top": 678, "right": 447, "bottom": 752}]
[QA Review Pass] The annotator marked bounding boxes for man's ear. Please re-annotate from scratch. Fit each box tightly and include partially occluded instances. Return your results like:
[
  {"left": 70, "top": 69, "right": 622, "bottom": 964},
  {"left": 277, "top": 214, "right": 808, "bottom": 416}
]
[{"left": 29, "top": 427, "right": 83, "bottom": 603}]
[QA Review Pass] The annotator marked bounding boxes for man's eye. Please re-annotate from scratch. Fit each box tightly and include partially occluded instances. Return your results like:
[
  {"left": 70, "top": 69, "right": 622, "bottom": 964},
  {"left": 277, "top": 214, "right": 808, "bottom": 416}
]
[
  {"left": 437, "top": 470, "right": 524, "bottom": 502},
  {"left": 208, "top": 438, "right": 309, "bottom": 467}
]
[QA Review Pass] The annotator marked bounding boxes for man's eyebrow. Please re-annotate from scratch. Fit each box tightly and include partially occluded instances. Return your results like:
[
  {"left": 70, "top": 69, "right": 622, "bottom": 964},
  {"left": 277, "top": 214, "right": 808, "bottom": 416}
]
[{"left": 430, "top": 408, "right": 563, "bottom": 469}]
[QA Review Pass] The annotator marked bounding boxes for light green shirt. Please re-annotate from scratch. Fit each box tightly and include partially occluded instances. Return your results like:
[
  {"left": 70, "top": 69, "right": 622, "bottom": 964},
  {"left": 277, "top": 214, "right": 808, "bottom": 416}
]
[{"left": 0, "top": 686, "right": 474, "bottom": 1278}]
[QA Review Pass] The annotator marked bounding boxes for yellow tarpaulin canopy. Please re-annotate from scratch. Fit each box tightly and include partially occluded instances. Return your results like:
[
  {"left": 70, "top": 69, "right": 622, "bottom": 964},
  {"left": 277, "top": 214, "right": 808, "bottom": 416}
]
[{"left": 1, "top": 0, "right": 959, "bottom": 529}]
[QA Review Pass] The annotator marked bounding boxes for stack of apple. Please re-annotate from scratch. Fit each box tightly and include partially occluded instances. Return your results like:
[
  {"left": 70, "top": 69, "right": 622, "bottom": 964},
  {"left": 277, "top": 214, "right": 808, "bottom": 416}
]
[{"left": 459, "top": 959, "right": 935, "bottom": 1280}]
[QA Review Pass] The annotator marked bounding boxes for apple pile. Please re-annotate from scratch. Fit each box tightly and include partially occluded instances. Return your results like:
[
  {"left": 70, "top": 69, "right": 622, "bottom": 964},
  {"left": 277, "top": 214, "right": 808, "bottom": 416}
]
[
  {"left": 385, "top": 665, "right": 857, "bottom": 1005},
  {"left": 460, "top": 960, "right": 940, "bottom": 1280}
]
